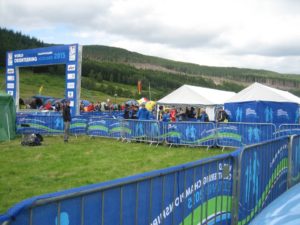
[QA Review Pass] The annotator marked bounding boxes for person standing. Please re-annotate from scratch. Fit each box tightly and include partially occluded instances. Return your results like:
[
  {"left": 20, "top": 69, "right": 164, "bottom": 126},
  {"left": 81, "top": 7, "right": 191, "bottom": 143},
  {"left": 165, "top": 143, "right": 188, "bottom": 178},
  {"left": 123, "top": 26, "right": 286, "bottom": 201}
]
[{"left": 63, "top": 100, "right": 71, "bottom": 143}]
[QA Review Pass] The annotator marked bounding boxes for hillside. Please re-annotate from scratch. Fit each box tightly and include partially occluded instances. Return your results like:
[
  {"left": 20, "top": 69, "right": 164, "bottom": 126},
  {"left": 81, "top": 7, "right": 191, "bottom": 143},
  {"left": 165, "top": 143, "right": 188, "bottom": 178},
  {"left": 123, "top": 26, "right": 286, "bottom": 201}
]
[
  {"left": 1, "top": 27, "right": 300, "bottom": 100},
  {"left": 83, "top": 45, "right": 300, "bottom": 95}
]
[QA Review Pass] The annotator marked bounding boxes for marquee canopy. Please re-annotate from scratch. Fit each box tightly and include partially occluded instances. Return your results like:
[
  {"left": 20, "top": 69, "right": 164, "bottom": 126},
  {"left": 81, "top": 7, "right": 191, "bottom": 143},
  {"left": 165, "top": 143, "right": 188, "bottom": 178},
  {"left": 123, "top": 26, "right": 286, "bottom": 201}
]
[
  {"left": 157, "top": 85, "right": 236, "bottom": 106},
  {"left": 226, "top": 82, "right": 300, "bottom": 104}
]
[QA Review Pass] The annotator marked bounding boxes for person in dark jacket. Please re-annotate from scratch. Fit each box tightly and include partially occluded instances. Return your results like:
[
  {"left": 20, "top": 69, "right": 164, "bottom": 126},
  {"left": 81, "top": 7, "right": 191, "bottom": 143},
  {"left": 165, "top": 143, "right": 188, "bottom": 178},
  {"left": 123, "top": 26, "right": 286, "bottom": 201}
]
[
  {"left": 123, "top": 104, "right": 130, "bottom": 119},
  {"left": 62, "top": 100, "right": 72, "bottom": 142}
]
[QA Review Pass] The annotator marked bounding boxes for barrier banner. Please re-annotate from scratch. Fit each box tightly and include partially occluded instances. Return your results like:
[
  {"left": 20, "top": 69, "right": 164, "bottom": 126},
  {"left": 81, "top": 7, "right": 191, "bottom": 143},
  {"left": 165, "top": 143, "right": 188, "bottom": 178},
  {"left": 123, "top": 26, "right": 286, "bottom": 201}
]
[
  {"left": 291, "top": 135, "right": 300, "bottom": 187},
  {"left": 17, "top": 115, "right": 63, "bottom": 135},
  {"left": 86, "top": 118, "right": 122, "bottom": 138},
  {"left": 17, "top": 115, "right": 87, "bottom": 136},
  {"left": 216, "top": 122, "right": 276, "bottom": 147},
  {"left": 163, "top": 122, "right": 216, "bottom": 147},
  {"left": 237, "top": 137, "right": 289, "bottom": 224}
]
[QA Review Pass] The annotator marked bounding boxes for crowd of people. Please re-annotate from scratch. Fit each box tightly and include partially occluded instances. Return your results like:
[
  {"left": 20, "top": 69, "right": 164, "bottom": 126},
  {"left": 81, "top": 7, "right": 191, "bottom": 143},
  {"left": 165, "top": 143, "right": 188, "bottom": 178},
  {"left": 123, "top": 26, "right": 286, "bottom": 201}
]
[
  {"left": 20, "top": 96, "right": 229, "bottom": 122},
  {"left": 157, "top": 106, "right": 228, "bottom": 122}
]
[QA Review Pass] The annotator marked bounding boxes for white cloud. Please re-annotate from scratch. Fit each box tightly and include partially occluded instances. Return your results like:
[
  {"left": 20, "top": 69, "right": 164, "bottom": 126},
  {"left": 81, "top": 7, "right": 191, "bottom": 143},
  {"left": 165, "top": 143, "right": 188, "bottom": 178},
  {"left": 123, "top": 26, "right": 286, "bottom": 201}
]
[{"left": 1, "top": 0, "right": 300, "bottom": 73}]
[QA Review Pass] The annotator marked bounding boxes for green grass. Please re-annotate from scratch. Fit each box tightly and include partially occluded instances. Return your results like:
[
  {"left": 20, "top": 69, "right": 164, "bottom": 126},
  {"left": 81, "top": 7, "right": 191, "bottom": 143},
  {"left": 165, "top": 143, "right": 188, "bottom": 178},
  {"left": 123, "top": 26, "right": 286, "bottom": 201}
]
[{"left": 0, "top": 135, "right": 233, "bottom": 214}]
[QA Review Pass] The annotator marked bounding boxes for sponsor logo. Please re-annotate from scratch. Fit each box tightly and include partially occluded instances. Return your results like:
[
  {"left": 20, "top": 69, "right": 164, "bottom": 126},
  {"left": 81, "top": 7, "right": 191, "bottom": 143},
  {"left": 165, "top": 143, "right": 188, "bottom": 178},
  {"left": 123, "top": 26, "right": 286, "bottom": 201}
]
[
  {"left": 67, "top": 73, "right": 75, "bottom": 79},
  {"left": 7, "top": 76, "right": 15, "bottom": 81},
  {"left": 7, "top": 90, "right": 14, "bottom": 96},
  {"left": 67, "top": 91, "right": 74, "bottom": 98},
  {"left": 246, "top": 108, "right": 257, "bottom": 116},
  {"left": 7, "top": 83, "right": 14, "bottom": 89},
  {"left": 225, "top": 109, "right": 231, "bottom": 116},
  {"left": 67, "top": 82, "right": 75, "bottom": 89},
  {"left": 69, "top": 45, "right": 76, "bottom": 61},
  {"left": 277, "top": 109, "right": 289, "bottom": 118},
  {"left": 7, "top": 68, "right": 14, "bottom": 74},
  {"left": 67, "top": 64, "right": 76, "bottom": 71},
  {"left": 7, "top": 53, "right": 13, "bottom": 66}
]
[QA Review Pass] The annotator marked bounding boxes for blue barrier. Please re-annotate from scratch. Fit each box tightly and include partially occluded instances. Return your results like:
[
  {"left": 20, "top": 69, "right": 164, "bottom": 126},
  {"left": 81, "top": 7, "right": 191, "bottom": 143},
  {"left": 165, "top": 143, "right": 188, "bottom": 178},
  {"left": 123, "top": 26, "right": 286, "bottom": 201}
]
[
  {"left": 2, "top": 134, "right": 300, "bottom": 224},
  {"left": 86, "top": 117, "right": 123, "bottom": 138},
  {"left": 15, "top": 113, "right": 298, "bottom": 149},
  {"left": 216, "top": 122, "right": 276, "bottom": 147},
  {"left": 122, "top": 120, "right": 162, "bottom": 144},
  {"left": 163, "top": 122, "right": 216, "bottom": 147},
  {"left": 17, "top": 115, "right": 87, "bottom": 136},
  {"left": 290, "top": 135, "right": 300, "bottom": 187},
  {"left": 0, "top": 154, "right": 234, "bottom": 225},
  {"left": 235, "top": 137, "right": 289, "bottom": 224},
  {"left": 277, "top": 124, "right": 300, "bottom": 137}
]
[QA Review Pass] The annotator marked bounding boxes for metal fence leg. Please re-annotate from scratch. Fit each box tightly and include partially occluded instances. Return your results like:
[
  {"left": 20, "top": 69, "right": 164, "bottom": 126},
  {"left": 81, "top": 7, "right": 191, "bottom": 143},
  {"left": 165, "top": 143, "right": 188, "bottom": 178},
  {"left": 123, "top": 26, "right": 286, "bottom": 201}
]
[
  {"left": 287, "top": 135, "right": 294, "bottom": 189},
  {"left": 231, "top": 153, "right": 241, "bottom": 225}
]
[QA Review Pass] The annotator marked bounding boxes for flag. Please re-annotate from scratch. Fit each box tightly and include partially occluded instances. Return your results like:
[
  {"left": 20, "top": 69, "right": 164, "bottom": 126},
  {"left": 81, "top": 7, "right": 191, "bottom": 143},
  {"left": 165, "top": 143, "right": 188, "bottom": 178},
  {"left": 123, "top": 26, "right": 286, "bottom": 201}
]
[
  {"left": 137, "top": 80, "right": 142, "bottom": 94},
  {"left": 39, "top": 85, "right": 43, "bottom": 95}
]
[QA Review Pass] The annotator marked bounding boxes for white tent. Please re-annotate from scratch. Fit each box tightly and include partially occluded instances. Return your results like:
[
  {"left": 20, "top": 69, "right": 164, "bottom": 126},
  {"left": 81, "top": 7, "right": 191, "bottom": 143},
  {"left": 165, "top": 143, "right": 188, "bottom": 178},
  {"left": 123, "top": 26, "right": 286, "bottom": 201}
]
[
  {"left": 226, "top": 82, "right": 300, "bottom": 104},
  {"left": 157, "top": 84, "right": 236, "bottom": 120},
  {"left": 224, "top": 82, "right": 300, "bottom": 124}
]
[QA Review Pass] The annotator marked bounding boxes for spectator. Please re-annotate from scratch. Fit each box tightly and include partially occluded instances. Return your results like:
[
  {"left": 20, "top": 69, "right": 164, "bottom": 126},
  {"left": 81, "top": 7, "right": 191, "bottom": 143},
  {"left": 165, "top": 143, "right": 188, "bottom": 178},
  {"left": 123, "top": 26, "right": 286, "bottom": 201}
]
[
  {"left": 80, "top": 101, "right": 84, "bottom": 112},
  {"left": 162, "top": 109, "right": 170, "bottom": 122},
  {"left": 177, "top": 107, "right": 185, "bottom": 121},
  {"left": 198, "top": 109, "right": 209, "bottom": 122},
  {"left": 94, "top": 102, "right": 101, "bottom": 111},
  {"left": 55, "top": 102, "right": 62, "bottom": 112},
  {"left": 158, "top": 105, "right": 164, "bottom": 121},
  {"left": 170, "top": 107, "right": 177, "bottom": 122},
  {"left": 137, "top": 103, "right": 150, "bottom": 120},
  {"left": 188, "top": 107, "right": 196, "bottom": 118},
  {"left": 217, "top": 109, "right": 229, "bottom": 122},
  {"left": 87, "top": 102, "right": 95, "bottom": 112},
  {"left": 43, "top": 101, "right": 53, "bottom": 110},
  {"left": 62, "top": 100, "right": 72, "bottom": 143},
  {"left": 130, "top": 105, "right": 138, "bottom": 119},
  {"left": 123, "top": 104, "right": 130, "bottom": 119}
]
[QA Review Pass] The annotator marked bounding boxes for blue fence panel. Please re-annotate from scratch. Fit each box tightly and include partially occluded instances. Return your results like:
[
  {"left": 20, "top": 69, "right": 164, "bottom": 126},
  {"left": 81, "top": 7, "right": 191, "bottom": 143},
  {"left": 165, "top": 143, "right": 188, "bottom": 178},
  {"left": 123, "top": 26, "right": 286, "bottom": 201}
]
[
  {"left": 17, "top": 115, "right": 64, "bottom": 135},
  {"left": 237, "top": 137, "right": 289, "bottom": 224},
  {"left": 163, "top": 122, "right": 216, "bottom": 147},
  {"left": 290, "top": 135, "right": 300, "bottom": 187},
  {"left": 70, "top": 116, "right": 88, "bottom": 135},
  {"left": 0, "top": 154, "right": 234, "bottom": 225},
  {"left": 121, "top": 120, "right": 162, "bottom": 144},
  {"left": 277, "top": 124, "right": 300, "bottom": 137},
  {"left": 216, "top": 122, "right": 276, "bottom": 147},
  {"left": 86, "top": 118, "right": 122, "bottom": 139}
]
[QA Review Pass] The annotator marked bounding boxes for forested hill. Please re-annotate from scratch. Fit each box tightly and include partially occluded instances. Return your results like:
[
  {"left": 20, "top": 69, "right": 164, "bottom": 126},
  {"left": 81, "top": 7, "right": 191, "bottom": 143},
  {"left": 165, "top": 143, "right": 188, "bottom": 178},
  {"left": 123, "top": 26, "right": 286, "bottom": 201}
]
[
  {"left": 83, "top": 45, "right": 300, "bottom": 95},
  {"left": 0, "top": 28, "right": 45, "bottom": 67},
  {"left": 1, "top": 27, "right": 300, "bottom": 99}
]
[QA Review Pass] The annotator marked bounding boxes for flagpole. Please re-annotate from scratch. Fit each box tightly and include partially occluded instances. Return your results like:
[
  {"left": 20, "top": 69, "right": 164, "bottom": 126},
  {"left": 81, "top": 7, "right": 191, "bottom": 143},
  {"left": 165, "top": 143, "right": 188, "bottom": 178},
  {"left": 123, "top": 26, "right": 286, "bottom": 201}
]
[{"left": 149, "top": 82, "right": 151, "bottom": 101}]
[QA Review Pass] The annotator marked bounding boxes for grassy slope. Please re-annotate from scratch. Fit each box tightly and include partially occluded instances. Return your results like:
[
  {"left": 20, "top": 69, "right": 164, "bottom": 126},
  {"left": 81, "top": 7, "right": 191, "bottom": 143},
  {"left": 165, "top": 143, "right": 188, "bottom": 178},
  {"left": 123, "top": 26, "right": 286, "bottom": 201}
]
[{"left": 0, "top": 136, "right": 232, "bottom": 213}]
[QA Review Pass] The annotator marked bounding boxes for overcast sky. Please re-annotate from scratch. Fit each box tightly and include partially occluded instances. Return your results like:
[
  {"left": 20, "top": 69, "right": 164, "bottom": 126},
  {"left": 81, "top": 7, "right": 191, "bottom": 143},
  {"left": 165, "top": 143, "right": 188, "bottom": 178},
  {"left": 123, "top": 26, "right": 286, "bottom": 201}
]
[{"left": 1, "top": 0, "right": 300, "bottom": 74}]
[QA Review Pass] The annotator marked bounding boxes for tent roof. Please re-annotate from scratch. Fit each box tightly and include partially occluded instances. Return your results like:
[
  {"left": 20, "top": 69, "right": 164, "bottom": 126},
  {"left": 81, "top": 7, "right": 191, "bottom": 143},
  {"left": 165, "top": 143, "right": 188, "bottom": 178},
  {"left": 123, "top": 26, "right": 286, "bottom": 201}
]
[
  {"left": 157, "top": 85, "right": 236, "bottom": 106},
  {"left": 226, "top": 82, "right": 300, "bottom": 104}
]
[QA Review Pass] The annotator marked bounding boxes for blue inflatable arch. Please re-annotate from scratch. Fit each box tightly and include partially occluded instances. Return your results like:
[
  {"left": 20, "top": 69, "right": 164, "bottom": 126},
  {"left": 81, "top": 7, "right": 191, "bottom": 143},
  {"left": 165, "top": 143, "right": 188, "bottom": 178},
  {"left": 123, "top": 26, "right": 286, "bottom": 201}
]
[{"left": 6, "top": 44, "right": 82, "bottom": 115}]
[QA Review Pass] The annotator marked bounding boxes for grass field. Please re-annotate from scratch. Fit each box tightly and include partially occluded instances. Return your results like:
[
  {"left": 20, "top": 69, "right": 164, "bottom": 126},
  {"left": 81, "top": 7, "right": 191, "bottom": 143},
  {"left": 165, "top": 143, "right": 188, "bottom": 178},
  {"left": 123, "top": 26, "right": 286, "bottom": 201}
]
[{"left": 0, "top": 135, "right": 233, "bottom": 214}]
